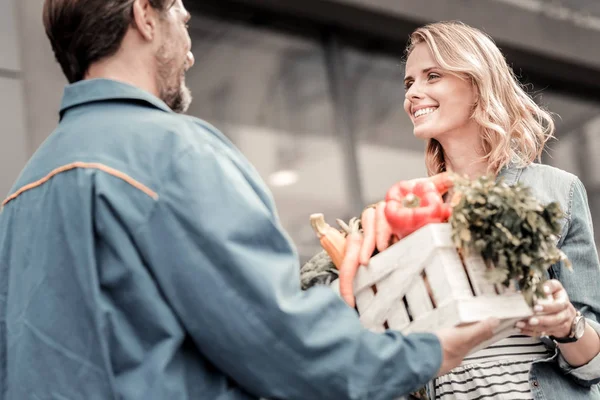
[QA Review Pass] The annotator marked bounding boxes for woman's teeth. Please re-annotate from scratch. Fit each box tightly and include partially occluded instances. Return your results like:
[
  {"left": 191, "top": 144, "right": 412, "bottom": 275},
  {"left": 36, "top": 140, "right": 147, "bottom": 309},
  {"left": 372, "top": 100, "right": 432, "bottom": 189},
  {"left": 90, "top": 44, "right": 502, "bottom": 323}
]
[{"left": 414, "top": 107, "right": 438, "bottom": 118}]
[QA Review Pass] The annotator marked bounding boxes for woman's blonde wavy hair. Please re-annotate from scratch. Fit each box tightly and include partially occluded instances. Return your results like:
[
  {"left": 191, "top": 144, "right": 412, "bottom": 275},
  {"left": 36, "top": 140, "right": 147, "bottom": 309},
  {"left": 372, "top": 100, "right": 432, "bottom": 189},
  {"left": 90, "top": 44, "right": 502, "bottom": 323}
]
[{"left": 405, "top": 21, "right": 555, "bottom": 176}]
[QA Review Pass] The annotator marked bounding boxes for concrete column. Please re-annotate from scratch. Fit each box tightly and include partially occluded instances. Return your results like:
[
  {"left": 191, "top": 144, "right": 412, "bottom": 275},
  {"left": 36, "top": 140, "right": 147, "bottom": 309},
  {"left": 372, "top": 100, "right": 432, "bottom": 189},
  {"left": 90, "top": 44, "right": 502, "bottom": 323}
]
[
  {"left": 0, "top": 0, "right": 28, "bottom": 198},
  {"left": 15, "top": 0, "right": 66, "bottom": 154}
]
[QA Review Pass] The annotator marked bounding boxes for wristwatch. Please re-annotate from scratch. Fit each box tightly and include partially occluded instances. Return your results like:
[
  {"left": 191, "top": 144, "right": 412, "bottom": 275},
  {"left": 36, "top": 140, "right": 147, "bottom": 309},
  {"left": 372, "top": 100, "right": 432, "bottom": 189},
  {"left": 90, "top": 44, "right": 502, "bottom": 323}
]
[{"left": 551, "top": 310, "right": 586, "bottom": 344}]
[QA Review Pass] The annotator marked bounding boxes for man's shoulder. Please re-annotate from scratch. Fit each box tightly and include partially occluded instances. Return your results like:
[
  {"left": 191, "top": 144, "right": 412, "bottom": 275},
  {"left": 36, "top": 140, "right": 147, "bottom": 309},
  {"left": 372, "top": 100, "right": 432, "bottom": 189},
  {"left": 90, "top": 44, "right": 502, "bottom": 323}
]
[
  {"left": 7, "top": 110, "right": 228, "bottom": 204},
  {"left": 117, "top": 109, "right": 228, "bottom": 153}
]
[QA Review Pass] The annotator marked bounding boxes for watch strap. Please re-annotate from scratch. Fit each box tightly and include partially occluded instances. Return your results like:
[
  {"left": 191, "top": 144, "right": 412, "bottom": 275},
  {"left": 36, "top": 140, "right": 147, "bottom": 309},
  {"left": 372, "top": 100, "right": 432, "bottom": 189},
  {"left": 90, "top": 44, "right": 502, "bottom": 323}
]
[{"left": 551, "top": 311, "right": 584, "bottom": 343}]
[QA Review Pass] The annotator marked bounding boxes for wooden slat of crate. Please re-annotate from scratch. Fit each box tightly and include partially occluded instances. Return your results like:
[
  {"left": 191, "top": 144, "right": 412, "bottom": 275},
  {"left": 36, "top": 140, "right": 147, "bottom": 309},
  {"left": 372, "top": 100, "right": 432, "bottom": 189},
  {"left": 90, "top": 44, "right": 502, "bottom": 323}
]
[
  {"left": 358, "top": 268, "right": 415, "bottom": 329},
  {"left": 353, "top": 223, "right": 454, "bottom": 294},
  {"left": 403, "top": 294, "right": 532, "bottom": 334},
  {"left": 354, "top": 283, "right": 389, "bottom": 333},
  {"left": 356, "top": 223, "right": 463, "bottom": 330},
  {"left": 331, "top": 279, "right": 393, "bottom": 333},
  {"left": 463, "top": 253, "right": 499, "bottom": 296},
  {"left": 386, "top": 305, "right": 411, "bottom": 331},
  {"left": 405, "top": 276, "right": 434, "bottom": 320},
  {"left": 425, "top": 248, "right": 474, "bottom": 307}
]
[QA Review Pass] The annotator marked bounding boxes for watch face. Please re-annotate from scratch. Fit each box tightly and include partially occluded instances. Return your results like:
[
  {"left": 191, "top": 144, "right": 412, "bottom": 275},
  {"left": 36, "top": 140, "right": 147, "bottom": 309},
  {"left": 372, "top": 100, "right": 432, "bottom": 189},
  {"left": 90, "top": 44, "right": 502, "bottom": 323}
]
[{"left": 575, "top": 317, "right": 586, "bottom": 339}]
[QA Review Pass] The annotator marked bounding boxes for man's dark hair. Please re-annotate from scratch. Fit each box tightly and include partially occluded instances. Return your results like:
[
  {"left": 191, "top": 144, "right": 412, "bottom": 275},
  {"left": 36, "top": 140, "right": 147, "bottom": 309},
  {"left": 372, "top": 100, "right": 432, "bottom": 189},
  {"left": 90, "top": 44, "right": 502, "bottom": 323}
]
[{"left": 43, "top": 0, "right": 175, "bottom": 83}]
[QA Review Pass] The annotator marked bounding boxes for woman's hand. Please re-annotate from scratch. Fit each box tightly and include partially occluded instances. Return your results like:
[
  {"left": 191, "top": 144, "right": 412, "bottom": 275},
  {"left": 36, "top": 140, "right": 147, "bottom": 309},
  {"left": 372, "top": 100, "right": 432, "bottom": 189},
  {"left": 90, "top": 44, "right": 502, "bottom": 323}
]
[{"left": 516, "top": 279, "right": 577, "bottom": 338}]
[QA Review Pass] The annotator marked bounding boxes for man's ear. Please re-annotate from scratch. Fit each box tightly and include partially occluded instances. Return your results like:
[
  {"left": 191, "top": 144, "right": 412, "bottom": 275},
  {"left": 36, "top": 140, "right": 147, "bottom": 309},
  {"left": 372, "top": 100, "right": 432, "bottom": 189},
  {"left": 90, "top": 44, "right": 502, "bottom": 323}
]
[{"left": 132, "top": 0, "right": 158, "bottom": 41}]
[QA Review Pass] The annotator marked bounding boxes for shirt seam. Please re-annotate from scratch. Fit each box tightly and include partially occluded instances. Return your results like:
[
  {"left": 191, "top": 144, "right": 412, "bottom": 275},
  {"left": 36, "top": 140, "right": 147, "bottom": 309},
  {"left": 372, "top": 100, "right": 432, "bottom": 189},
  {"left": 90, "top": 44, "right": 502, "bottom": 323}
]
[{"left": 1, "top": 162, "right": 159, "bottom": 210}]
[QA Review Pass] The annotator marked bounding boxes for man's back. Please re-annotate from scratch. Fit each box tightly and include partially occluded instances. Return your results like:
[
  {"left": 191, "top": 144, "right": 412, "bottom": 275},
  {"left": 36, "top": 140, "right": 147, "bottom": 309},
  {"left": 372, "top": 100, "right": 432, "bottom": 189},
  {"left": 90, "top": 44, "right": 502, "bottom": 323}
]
[{"left": 0, "top": 79, "right": 264, "bottom": 399}]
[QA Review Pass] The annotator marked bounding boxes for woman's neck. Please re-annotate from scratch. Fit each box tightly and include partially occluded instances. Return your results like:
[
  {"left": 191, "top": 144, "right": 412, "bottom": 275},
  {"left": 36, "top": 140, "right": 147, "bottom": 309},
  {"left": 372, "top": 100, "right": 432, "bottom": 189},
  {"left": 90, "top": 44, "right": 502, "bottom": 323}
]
[{"left": 438, "top": 134, "right": 491, "bottom": 180}]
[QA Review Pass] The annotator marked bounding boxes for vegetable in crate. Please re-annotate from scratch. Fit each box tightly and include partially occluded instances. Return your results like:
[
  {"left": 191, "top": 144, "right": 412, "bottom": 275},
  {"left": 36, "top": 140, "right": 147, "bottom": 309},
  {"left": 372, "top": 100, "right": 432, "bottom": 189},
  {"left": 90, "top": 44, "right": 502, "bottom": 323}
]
[
  {"left": 309, "top": 213, "right": 347, "bottom": 269},
  {"left": 299, "top": 250, "right": 338, "bottom": 290},
  {"left": 449, "top": 174, "right": 571, "bottom": 305},
  {"left": 384, "top": 172, "right": 454, "bottom": 239},
  {"left": 303, "top": 173, "right": 454, "bottom": 308},
  {"left": 307, "top": 214, "right": 363, "bottom": 307}
]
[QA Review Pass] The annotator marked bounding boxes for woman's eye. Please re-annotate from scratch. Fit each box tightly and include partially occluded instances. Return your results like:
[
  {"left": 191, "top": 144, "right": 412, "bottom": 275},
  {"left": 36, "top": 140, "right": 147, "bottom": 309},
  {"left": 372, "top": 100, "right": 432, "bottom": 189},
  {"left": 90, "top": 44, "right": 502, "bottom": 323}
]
[
  {"left": 428, "top": 73, "right": 440, "bottom": 81},
  {"left": 404, "top": 81, "right": 413, "bottom": 90}
]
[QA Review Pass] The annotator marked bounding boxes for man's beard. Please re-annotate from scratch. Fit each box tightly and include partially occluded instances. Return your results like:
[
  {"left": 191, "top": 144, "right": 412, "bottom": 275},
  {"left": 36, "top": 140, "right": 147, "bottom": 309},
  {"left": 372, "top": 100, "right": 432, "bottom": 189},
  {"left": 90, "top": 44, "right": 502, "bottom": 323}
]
[{"left": 156, "top": 46, "right": 192, "bottom": 114}]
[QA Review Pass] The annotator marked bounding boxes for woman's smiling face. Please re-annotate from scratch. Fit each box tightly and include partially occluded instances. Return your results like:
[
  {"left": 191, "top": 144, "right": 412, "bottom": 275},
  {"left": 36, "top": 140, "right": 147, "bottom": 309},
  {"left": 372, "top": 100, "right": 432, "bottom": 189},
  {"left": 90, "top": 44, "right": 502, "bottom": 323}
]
[{"left": 403, "top": 43, "right": 478, "bottom": 142}]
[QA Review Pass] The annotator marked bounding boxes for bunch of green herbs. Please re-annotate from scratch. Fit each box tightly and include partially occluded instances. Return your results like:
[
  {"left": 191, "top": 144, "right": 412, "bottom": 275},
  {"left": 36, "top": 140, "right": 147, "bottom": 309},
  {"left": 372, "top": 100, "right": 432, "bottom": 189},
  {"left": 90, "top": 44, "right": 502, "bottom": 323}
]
[{"left": 449, "top": 175, "right": 571, "bottom": 305}]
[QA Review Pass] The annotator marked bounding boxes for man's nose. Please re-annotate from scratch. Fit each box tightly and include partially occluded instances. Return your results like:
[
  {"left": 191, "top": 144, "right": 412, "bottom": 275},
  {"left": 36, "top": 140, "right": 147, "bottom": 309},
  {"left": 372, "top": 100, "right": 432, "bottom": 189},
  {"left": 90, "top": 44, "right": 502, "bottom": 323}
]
[{"left": 186, "top": 51, "right": 195, "bottom": 69}]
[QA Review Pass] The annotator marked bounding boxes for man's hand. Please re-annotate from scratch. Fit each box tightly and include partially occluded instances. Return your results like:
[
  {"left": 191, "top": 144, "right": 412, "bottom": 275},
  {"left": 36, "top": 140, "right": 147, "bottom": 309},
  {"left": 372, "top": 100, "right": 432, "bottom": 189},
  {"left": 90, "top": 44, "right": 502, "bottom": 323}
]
[{"left": 435, "top": 318, "right": 500, "bottom": 376}]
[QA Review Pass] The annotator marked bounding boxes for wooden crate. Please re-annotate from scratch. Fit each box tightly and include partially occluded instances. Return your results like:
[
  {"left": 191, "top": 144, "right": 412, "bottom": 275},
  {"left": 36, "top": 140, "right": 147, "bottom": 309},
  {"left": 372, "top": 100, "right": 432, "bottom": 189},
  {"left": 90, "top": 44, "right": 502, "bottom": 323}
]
[{"left": 331, "top": 223, "right": 532, "bottom": 353}]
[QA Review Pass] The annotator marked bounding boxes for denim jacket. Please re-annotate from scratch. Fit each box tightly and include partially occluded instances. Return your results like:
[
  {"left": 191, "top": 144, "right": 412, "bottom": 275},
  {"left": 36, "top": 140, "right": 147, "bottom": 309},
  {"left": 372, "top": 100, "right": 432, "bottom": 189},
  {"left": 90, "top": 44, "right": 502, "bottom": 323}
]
[{"left": 491, "top": 164, "right": 600, "bottom": 399}]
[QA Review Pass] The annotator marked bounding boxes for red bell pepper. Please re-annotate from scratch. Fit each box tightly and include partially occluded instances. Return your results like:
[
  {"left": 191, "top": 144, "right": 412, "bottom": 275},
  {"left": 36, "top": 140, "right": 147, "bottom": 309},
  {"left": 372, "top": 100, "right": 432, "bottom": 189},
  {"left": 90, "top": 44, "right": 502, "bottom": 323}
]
[{"left": 384, "top": 174, "right": 453, "bottom": 239}]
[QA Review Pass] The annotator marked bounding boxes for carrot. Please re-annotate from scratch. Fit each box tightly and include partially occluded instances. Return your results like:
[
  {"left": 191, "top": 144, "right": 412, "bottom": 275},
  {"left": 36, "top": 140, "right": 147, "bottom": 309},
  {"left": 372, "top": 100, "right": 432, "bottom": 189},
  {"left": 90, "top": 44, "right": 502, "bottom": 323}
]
[
  {"left": 310, "top": 213, "right": 346, "bottom": 269},
  {"left": 375, "top": 201, "right": 393, "bottom": 251},
  {"left": 339, "top": 219, "right": 363, "bottom": 307},
  {"left": 359, "top": 207, "right": 376, "bottom": 266}
]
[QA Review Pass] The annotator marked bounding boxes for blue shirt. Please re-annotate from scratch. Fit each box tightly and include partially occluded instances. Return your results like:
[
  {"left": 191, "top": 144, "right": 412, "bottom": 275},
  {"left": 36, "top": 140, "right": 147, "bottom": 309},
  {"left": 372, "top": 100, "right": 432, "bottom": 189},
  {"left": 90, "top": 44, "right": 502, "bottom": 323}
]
[{"left": 0, "top": 79, "right": 442, "bottom": 400}]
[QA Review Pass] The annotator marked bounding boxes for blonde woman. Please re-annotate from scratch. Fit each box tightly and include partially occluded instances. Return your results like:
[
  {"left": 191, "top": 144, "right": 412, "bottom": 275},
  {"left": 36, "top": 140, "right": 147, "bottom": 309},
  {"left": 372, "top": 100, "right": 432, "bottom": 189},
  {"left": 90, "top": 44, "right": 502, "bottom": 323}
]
[{"left": 395, "top": 21, "right": 600, "bottom": 399}]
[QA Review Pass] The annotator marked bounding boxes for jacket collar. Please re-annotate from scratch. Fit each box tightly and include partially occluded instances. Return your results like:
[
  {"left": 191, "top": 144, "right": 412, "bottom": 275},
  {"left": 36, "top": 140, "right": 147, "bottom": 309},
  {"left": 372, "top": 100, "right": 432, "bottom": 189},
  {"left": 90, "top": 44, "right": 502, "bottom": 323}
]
[
  {"left": 497, "top": 162, "right": 524, "bottom": 186},
  {"left": 59, "top": 78, "right": 173, "bottom": 119}
]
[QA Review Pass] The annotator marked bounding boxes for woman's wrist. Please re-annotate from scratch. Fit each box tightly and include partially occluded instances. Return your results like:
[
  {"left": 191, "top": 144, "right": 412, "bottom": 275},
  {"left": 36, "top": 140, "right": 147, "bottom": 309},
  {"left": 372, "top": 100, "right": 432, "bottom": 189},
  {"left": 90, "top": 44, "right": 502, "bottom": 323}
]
[
  {"left": 557, "top": 323, "right": 600, "bottom": 367},
  {"left": 550, "top": 305, "right": 583, "bottom": 341}
]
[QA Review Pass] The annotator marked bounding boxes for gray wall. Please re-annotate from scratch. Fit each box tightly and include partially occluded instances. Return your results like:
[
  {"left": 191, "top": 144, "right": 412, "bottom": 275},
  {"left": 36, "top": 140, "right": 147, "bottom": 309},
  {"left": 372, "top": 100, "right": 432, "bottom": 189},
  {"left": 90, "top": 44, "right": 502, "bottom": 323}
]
[
  {"left": 3, "top": 0, "right": 600, "bottom": 213},
  {"left": 0, "top": 0, "right": 28, "bottom": 198},
  {"left": 16, "top": 0, "right": 66, "bottom": 153},
  {"left": 0, "top": 0, "right": 65, "bottom": 198},
  {"left": 337, "top": 0, "right": 600, "bottom": 70}
]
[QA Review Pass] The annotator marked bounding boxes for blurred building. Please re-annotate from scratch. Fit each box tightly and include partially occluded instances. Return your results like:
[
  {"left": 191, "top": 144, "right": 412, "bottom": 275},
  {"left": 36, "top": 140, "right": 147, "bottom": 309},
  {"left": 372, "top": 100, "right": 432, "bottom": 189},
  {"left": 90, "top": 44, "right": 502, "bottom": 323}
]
[{"left": 2, "top": 0, "right": 600, "bottom": 262}]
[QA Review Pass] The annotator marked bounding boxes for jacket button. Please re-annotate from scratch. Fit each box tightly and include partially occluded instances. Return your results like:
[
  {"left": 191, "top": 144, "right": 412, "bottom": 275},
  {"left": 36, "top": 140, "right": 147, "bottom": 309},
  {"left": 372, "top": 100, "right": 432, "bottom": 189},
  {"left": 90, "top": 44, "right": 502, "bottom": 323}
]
[{"left": 532, "top": 380, "right": 539, "bottom": 387}]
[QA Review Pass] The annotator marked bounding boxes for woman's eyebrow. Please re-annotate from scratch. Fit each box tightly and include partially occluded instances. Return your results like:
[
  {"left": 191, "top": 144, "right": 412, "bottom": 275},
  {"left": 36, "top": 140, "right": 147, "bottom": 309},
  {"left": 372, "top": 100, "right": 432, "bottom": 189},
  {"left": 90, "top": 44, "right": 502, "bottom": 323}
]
[{"left": 404, "top": 66, "right": 437, "bottom": 83}]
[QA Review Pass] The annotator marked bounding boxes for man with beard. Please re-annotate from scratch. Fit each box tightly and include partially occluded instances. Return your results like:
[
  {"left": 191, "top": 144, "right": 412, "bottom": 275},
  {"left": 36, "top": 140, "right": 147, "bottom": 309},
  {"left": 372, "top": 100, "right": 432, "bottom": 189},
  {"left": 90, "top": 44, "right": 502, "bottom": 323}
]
[{"left": 0, "top": 0, "right": 499, "bottom": 399}]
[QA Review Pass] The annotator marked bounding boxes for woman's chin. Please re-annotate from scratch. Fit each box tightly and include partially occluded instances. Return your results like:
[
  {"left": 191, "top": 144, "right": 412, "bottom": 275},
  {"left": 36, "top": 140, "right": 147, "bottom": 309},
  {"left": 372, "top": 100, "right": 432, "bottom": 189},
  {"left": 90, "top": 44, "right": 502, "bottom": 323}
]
[{"left": 413, "top": 128, "right": 436, "bottom": 141}]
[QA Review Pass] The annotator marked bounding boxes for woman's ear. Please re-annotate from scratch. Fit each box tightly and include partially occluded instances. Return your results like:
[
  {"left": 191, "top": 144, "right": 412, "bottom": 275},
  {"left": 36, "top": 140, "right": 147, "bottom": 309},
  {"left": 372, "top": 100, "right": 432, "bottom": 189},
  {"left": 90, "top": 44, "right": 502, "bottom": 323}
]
[{"left": 132, "top": 0, "right": 158, "bottom": 42}]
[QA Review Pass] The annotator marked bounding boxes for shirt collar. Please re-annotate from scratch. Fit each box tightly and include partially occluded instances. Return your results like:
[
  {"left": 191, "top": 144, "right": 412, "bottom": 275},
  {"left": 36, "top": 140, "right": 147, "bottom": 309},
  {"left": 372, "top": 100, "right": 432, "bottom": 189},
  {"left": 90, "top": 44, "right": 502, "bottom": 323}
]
[{"left": 59, "top": 78, "right": 173, "bottom": 119}]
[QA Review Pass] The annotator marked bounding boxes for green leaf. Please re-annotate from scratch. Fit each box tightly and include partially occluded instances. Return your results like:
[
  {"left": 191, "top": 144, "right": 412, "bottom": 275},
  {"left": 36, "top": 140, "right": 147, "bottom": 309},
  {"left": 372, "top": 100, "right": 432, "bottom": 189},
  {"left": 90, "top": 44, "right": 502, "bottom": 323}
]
[
  {"left": 460, "top": 228, "right": 472, "bottom": 242},
  {"left": 522, "top": 288, "right": 534, "bottom": 307},
  {"left": 485, "top": 267, "right": 509, "bottom": 284}
]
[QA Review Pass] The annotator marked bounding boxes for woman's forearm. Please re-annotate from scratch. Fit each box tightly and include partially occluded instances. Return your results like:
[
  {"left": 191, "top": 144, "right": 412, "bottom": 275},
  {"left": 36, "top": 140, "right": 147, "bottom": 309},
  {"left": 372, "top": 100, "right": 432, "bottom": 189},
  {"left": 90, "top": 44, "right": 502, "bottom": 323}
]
[{"left": 558, "top": 323, "right": 600, "bottom": 367}]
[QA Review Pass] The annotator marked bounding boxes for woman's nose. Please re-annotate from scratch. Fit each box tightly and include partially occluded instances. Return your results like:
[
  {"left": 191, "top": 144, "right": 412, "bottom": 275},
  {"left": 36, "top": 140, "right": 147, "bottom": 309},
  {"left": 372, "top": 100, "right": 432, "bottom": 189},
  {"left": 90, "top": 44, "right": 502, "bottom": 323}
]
[{"left": 405, "top": 83, "right": 424, "bottom": 101}]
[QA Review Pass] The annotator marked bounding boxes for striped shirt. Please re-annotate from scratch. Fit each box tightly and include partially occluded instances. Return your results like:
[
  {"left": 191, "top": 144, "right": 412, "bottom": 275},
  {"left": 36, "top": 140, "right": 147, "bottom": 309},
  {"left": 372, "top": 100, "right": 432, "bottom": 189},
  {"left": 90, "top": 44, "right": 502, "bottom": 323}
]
[{"left": 435, "top": 335, "right": 551, "bottom": 399}]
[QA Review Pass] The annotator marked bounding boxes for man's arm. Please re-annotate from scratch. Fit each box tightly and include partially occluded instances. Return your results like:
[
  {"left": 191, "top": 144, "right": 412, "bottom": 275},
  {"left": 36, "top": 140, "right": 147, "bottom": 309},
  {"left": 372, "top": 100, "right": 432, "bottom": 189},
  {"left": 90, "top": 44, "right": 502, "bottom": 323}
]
[
  {"left": 133, "top": 141, "right": 492, "bottom": 399},
  {"left": 131, "top": 142, "right": 441, "bottom": 399}
]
